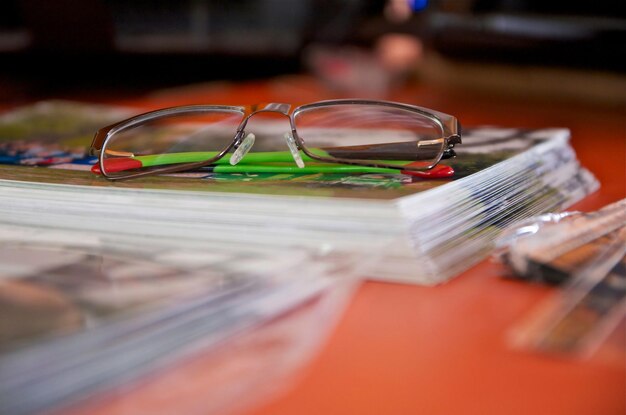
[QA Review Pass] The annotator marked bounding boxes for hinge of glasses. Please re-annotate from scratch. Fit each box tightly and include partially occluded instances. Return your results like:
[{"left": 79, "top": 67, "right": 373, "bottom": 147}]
[
  {"left": 448, "top": 134, "right": 462, "bottom": 146},
  {"left": 442, "top": 148, "right": 457, "bottom": 159}
]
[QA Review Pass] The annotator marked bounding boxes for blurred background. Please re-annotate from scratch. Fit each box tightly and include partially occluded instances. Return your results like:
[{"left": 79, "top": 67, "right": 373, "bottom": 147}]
[{"left": 0, "top": 0, "right": 625, "bottom": 102}]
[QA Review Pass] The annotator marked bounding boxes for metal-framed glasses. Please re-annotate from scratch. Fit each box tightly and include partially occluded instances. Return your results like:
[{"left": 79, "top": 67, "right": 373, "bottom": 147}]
[{"left": 90, "top": 99, "right": 462, "bottom": 180}]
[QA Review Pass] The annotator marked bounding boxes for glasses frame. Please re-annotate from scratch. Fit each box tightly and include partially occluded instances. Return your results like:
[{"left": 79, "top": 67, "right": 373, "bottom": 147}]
[{"left": 90, "top": 99, "right": 461, "bottom": 180}]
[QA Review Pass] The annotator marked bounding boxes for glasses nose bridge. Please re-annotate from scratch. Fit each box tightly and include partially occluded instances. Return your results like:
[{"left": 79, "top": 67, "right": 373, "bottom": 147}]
[
  {"left": 256, "top": 102, "right": 291, "bottom": 115},
  {"left": 240, "top": 102, "right": 293, "bottom": 131},
  {"left": 246, "top": 103, "right": 292, "bottom": 120}
]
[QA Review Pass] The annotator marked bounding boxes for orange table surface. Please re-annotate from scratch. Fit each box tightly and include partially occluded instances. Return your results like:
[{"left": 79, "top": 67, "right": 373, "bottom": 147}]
[{"left": 10, "top": 75, "right": 626, "bottom": 415}]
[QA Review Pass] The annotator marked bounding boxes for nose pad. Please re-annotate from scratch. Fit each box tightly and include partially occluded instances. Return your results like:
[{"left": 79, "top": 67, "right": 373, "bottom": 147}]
[
  {"left": 285, "top": 132, "right": 305, "bottom": 168},
  {"left": 229, "top": 132, "right": 256, "bottom": 165}
]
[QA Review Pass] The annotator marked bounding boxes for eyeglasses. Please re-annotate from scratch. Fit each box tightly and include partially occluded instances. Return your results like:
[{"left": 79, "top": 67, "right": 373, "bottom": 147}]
[{"left": 89, "top": 99, "right": 461, "bottom": 180}]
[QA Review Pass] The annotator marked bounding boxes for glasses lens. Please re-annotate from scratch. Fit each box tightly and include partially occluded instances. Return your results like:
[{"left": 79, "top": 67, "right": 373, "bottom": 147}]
[
  {"left": 101, "top": 109, "right": 244, "bottom": 178},
  {"left": 293, "top": 104, "right": 446, "bottom": 170}
]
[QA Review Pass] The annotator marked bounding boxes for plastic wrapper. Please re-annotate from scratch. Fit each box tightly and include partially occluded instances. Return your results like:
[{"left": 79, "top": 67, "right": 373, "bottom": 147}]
[{"left": 493, "top": 199, "right": 626, "bottom": 358}]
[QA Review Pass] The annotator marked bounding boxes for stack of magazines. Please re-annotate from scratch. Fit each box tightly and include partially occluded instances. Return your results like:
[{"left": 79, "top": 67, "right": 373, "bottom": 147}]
[
  {"left": 0, "top": 101, "right": 598, "bottom": 285},
  {"left": 0, "top": 223, "right": 360, "bottom": 415}
]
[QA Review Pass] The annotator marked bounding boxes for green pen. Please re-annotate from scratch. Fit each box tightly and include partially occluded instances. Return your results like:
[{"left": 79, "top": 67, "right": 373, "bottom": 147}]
[{"left": 95, "top": 150, "right": 453, "bottom": 178}]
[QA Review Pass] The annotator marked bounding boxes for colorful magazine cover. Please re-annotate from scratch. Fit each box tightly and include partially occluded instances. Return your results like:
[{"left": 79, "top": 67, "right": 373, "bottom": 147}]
[{"left": 0, "top": 100, "right": 576, "bottom": 197}]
